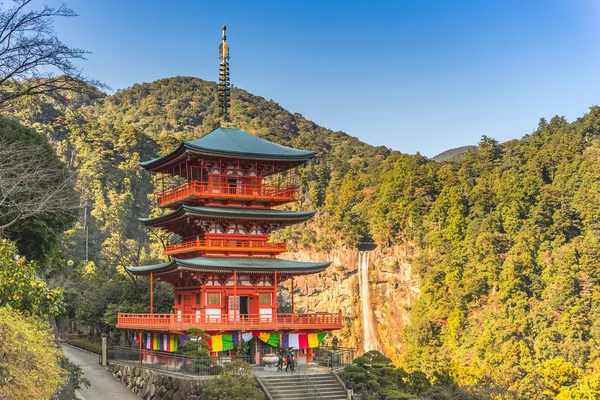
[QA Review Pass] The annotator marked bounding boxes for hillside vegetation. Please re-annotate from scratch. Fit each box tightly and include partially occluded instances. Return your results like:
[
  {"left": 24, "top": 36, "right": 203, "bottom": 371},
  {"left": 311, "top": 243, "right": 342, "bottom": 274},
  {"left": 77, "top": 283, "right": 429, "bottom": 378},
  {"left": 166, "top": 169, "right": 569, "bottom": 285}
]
[{"left": 6, "top": 76, "right": 600, "bottom": 398}]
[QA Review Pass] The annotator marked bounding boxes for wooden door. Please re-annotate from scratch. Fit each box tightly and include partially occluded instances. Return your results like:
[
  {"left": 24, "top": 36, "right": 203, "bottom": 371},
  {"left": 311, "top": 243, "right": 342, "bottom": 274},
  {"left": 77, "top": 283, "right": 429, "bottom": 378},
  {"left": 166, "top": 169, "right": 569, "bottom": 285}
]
[{"left": 183, "top": 295, "right": 193, "bottom": 314}]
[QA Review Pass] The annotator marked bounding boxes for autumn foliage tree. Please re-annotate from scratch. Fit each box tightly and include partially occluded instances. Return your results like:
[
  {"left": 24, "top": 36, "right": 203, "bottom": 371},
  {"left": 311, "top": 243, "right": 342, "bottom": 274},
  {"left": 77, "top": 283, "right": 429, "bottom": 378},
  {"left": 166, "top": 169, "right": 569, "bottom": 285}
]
[{"left": 0, "top": 306, "right": 66, "bottom": 400}]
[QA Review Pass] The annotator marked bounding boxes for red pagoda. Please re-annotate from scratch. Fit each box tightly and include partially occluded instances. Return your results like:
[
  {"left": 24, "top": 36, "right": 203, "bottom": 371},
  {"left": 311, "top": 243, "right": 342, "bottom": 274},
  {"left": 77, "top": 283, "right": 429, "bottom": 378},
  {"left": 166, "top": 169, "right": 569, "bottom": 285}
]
[
  {"left": 116, "top": 126, "right": 343, "bottom": 364},
  {"left": 116, "top": 28, "right": 342, "bottom": 364}
]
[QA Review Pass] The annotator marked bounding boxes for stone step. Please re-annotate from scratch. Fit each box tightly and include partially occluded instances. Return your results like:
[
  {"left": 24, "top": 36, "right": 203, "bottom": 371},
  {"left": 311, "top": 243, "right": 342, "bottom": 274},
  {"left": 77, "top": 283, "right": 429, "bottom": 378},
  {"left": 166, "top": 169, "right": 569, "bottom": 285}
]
[{"left": 257, "top": 371, "right": 347, "bottom": 400}]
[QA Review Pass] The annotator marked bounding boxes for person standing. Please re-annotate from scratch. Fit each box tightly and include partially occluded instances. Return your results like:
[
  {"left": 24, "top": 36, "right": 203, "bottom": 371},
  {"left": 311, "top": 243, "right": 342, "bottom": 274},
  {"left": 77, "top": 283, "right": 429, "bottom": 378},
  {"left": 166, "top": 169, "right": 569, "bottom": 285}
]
[
  {"left": 345, "top": 377, "right": 355, "bottom": 400},
  {"left": 277, "top": 349, "right": 284, "bottom": 371},
  {"left": 285, "top": 347, "right": 295, "bottom": 372}
]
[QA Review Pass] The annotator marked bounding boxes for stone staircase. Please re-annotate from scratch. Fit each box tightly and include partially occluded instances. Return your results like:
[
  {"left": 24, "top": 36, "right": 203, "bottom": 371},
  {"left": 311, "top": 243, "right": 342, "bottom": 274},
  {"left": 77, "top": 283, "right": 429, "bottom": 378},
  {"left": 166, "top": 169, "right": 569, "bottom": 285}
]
[{"left": 258, "top": 372, "right": 347, "bottom": 400}]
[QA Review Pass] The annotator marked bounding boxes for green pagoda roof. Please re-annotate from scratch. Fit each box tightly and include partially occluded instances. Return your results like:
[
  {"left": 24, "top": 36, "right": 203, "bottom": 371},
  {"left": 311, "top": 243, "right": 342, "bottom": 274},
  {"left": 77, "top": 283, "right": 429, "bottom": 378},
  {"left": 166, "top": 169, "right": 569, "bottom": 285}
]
[
  {"left": 140, "top": 127, "right": 316, "bottom": 170},
  {"left": 126, "top": 257, "right": 331, "bottom": 276},
  {"left": 140, "top": 205, "right": 316, "bottom": 227}
]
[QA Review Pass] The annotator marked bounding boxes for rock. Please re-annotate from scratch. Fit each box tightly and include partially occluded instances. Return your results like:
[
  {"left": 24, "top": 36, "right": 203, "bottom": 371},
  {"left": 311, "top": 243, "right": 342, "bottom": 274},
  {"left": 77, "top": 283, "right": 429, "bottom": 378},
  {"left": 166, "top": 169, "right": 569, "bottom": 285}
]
[
  {"left": 166, "top": 376, "right": 173, "bottom": 390},
  {"left": 115, "top": 370, "right": 123, "bottom": 379},
  {"left": 173, "top": 391, "right": 182, "bottom": 400},
  {"left": 149, "top": 383, "right": 156, "bottom": 398},
  {"left": 134, "top": 367, "right": 140, "bottom": 377},
  {"left": 157, "top": 385, "right": 167, "bottom": 397},
  {"left": 164, "top": 389, "right": 174, "bottom": 400},
  {"left": 172, "top": 378, "right": 180, "bottom": 391}
]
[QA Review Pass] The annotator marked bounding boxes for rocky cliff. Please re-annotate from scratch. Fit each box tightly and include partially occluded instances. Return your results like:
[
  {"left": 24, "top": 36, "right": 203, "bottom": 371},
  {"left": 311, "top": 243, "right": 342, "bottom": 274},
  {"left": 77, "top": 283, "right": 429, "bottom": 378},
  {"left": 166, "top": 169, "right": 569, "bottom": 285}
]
[{"left": 283, "top": 243, "right": 420, "bottom": 365}]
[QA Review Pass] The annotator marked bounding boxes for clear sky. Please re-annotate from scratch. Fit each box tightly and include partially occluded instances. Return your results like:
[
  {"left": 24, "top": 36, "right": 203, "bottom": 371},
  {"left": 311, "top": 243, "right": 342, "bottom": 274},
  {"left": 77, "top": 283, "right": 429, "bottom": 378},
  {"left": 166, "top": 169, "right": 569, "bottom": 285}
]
[{"left": 44, "top": 0, "right": 600, "bottom": 157}]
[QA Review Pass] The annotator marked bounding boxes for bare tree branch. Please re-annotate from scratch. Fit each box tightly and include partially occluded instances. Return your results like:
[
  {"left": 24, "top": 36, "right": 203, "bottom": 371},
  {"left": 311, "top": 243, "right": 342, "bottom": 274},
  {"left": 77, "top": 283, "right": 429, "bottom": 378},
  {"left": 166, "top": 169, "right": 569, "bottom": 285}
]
[
  {"left": 0, "top": 0, "right": 106, "bottom": 110},
  {"left": 0, "top": 140, "right": 78, "bottom": 234}
]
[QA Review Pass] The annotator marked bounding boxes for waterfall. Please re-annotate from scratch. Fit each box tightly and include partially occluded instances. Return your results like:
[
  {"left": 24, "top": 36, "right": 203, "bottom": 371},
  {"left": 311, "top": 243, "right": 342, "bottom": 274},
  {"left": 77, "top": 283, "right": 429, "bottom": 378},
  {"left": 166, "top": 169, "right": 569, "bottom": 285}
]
[{"left": 358, "top": 251, "right": 378, "bottom": 353}]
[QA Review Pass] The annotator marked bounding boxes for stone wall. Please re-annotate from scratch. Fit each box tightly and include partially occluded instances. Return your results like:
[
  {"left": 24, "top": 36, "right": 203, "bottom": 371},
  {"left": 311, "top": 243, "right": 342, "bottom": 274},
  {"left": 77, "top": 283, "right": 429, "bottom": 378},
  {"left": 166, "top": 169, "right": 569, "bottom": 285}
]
[{"left": 109, "top": 362, "right": 213, "bottom": 400}]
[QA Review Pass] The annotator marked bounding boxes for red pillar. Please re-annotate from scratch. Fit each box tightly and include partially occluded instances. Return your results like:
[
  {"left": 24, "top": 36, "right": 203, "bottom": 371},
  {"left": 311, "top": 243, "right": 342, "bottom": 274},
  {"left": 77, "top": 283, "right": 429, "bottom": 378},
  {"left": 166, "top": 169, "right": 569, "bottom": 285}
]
[
  {"left": 233, "top": 269, "right": 237, "bottom": 321},
  {"left": 150, "top": 272, "right": 154, "bottom": 314},
  {"left": 273, "top": 271, "right": 278, "bottom": 324},
  {"left": 291, "top": 277, "right": 295, "bottom": 314},
  {"left": 139, "top": 331, "right": 143, "bottom": 366}
]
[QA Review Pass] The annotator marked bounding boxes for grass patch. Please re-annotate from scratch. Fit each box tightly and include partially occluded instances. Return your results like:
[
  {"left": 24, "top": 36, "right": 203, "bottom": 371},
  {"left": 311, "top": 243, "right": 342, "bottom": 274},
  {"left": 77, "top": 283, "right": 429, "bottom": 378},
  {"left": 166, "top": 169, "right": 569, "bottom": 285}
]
[{"left": 66, "top": 338, "right": 103, "bottom": 354}]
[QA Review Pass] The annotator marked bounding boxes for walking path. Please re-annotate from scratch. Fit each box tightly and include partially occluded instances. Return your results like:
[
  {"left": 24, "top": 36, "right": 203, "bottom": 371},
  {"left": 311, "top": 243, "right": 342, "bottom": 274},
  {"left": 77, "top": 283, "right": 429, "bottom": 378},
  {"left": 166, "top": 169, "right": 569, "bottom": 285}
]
[{"left": 63, "top": 344, "right": 139, "bottom": 400}]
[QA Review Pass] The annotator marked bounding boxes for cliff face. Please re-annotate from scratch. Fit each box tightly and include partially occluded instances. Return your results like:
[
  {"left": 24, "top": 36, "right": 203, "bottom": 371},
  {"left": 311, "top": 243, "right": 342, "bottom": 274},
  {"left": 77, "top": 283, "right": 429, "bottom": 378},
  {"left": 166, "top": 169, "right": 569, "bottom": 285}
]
[{"left": 283, "top": 244, "right": 420, "bottom": 364}]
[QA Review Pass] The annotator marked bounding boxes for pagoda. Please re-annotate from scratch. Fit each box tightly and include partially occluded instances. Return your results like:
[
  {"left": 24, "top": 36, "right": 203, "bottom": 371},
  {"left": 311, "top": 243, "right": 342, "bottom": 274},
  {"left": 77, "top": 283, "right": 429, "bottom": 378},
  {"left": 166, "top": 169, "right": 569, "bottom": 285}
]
[{"left": 116, "top": 26, "right": 342, "bottom": 365}]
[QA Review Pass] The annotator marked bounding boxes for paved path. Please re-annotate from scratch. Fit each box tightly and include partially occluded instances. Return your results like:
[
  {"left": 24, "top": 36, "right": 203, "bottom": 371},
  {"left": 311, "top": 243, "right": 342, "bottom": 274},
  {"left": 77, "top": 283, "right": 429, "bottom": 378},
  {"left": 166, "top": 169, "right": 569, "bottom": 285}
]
[{"left": 63, "top": 345, "right": 139, "bottom": 400}]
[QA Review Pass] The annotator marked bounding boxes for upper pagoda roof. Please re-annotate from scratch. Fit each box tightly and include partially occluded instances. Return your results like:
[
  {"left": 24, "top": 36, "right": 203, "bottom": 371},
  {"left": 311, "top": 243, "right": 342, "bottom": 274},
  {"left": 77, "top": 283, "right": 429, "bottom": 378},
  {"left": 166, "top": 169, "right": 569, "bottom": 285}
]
[
  {"left": 140, "top": 205, "right": 316, "bottom": 227},
  {"left": 125, "top": 257, "right": 331, "bottom": 276},
  {"left": 140, "top": 127, "right": 316, "bottom": 170}
]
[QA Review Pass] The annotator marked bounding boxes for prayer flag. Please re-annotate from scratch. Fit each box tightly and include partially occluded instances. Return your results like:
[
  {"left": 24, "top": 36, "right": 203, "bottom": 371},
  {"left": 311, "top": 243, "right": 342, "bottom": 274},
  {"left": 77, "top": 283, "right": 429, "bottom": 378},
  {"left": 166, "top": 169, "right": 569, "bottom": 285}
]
[
  {"left": 307, "top": 333, "right": 319, "bottom": 348},
  {"left": 317, "top": 332, "right": 327, "bottom": 343},
  {"left": 252, "top": 331, "right": 260, "bottom": 337},
  {"left": 299, "top": 334, "right": 309, "bottom": 349},
  {"left": 222, "top": 335, "right": 234, "bottom": 351},
  {"left": 288, "top": 334, "right": 299, "bottom": 349},
  {"left": 203, "top": 337, "right": 212, "bottom": 350},
  {"left": 259, "top": 332, "right": 271, "bottom": 343},
  {"left": 179, "top": 335, "right": 190, "bottom": 344},
  {"left": 282, "top": 334, "right": 289, "bottom": 348},
  {"left": 212, "top": 335, "right": 224, "bottom": 352},
  {"left": 232, "top": 333, "right": 240, "bottom": 348},
  {"left": 258, "top": 332, "right": 280, "bottom": 347},
  {"left": 267, "top": 333, "right": 279, "bottom": 347},
  {"left": 241, "top": 332, "right": 253, "bottom": 342}
]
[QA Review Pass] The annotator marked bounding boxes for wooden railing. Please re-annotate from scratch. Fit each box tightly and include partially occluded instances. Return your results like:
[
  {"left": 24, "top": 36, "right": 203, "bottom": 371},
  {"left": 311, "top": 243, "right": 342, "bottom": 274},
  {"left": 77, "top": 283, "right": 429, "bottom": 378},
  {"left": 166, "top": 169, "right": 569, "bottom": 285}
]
[
  {"left": 165, "top": 239, "right": 287, "bottom": 255},
  {"left": 117, "top": 312, "right": 343, "bottom": 331},
  {"left": 157, "top": 181, "right": 298, "bottom": 206}
]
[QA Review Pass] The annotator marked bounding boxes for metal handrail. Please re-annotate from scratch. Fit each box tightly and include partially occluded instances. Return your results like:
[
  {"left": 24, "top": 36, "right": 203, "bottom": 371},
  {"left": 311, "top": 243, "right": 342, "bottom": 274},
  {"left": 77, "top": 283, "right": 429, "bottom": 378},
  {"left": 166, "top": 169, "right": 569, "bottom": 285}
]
[{"left": 294, "top": 365, "right": 326, "bottom": 400}]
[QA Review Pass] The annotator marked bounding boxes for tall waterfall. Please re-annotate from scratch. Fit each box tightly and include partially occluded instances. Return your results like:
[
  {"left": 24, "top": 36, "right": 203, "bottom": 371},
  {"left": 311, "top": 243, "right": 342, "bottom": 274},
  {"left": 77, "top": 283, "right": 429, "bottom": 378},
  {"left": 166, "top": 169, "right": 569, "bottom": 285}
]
[{"left": 358, "top": 251, "right": 378, "bottom": 353}]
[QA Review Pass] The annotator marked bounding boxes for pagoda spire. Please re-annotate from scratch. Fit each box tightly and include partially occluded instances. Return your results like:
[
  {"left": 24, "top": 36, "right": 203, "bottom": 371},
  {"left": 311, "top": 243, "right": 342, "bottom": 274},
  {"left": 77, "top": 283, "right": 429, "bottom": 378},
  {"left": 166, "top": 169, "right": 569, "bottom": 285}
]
[{"left": 218, "top": 25, "right": 231, "bottom": 122}]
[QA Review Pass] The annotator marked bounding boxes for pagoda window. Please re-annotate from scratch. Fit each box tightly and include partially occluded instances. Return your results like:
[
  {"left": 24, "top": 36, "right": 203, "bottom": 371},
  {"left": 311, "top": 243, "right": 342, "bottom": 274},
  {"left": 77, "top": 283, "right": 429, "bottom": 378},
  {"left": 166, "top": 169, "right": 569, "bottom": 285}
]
[
  {"left": 207, "top": 293, "right": 220, "bottom": 305},
  {"left": 177, "top": 294, "right": 182, "bottom": 305},
  {"left": 259, "top": 293, "right": 271, "bottom": 305},
  {"left": 196, "top": 294, "right": 201, "bottom": 304}
]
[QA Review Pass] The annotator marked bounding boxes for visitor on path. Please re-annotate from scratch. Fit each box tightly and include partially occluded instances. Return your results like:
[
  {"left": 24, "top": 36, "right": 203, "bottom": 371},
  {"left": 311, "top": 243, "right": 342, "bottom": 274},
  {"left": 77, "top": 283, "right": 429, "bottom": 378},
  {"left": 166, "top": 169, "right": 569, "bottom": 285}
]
[
  {"left": 285, "top": 347, "right": 295, "bottom": 372},
  {"left": 345, "top": 377, "right": 355, "bottom": 400},
  {"left": 277, "top": 349, "right": 284, "bottom": 371}
]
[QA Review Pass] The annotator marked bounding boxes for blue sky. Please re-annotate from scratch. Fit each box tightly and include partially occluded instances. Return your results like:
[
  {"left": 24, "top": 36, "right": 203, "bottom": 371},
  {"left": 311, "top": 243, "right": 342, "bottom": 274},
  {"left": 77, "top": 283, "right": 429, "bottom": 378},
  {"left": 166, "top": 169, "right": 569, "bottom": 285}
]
[{"left": 45, "top": 0, "right": 600, "bottom": 157}]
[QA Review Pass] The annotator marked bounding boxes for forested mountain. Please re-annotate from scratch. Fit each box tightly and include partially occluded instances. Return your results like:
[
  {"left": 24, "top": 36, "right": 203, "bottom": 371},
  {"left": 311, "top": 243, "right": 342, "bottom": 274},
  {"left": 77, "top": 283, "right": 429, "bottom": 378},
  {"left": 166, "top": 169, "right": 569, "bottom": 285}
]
[
  {"left": 432, "top": 145, "right": 476, "bottom": 162},
  {"left": 6, "top": 76, "right": 600, "bottom": 398}
]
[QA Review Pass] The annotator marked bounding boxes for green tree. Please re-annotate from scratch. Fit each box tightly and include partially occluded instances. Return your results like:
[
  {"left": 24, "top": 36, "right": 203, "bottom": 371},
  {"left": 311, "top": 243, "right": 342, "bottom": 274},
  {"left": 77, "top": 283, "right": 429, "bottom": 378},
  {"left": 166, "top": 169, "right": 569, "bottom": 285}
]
[{"left": 0, "top": 240, "right": 64, "bottom": 317}]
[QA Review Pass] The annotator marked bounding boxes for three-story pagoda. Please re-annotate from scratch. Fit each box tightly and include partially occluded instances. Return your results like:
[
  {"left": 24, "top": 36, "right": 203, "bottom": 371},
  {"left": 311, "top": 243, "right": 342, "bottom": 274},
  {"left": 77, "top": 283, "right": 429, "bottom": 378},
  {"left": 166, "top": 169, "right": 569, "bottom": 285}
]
[{"left": 117, "top": 126, "right": 343, "bottom": 364}]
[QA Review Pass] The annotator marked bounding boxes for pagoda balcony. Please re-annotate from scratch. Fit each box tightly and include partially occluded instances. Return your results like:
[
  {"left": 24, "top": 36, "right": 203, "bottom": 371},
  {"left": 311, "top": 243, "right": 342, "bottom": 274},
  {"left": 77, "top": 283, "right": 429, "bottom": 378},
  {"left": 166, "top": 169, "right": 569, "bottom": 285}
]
[
  {"left": 157, "top": 181, "right": 298, "bottom": 207},
  {"left": 117, "top": 312, "right": 343, "bottom": 332},
  {"left": 165, "top": 239, "right": 287, "bottom": 256}
]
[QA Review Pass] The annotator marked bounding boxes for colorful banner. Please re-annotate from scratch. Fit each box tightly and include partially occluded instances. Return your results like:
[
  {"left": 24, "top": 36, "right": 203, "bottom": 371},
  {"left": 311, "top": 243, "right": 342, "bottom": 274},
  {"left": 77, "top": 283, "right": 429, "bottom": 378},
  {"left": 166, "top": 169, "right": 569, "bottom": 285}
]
[
  {"left": 141, "top": 333, "right": 179, "bottom": 352},
  {"left": 241, "top": 332, "right": 253, "bottom": 342},
  {"left": 258, "top": 332, "right": 280, "bottom": 347},
  {"left": 282, "top": 333, "right": 327, "bottom": 349},
  {"left": 203, "top": 334, "right": 237, "bottom": 352}
]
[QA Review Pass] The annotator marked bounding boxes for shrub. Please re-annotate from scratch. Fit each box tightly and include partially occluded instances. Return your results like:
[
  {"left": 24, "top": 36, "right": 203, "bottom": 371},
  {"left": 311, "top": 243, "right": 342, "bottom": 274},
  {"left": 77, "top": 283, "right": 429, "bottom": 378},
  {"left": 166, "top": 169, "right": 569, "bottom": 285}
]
[
  {"left": 199, "top": 360, "right": 264, "bottom": 400},
  {"left": 0, "top": 306, "right": 66, "bottom": 400},
  {"left": 66, "top": 338, "right": 103, "bottom": 354}
]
